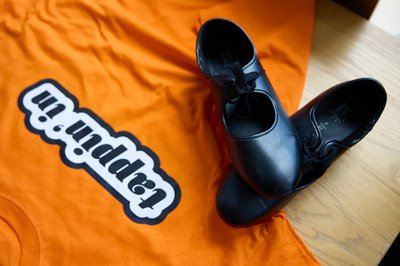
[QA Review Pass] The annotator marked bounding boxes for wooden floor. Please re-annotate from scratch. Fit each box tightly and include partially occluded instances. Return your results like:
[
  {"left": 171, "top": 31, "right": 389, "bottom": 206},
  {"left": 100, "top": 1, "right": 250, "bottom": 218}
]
[{"left": 284, "top": 0, "right": 400, "bottom": 265}]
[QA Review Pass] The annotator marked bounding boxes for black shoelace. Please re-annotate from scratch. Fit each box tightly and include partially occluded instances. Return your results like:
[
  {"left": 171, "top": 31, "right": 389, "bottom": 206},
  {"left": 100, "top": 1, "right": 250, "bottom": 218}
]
[
  {"left": 302, "top": 134, "right": 339, "bottom": 178},
  {"left": 220, "top": 61, "right": 261, "bottom": 118}
]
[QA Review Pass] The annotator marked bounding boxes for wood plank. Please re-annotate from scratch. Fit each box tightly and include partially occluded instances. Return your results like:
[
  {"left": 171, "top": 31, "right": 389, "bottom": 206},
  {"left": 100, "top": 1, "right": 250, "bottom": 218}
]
[{"left": 285, "top": 0, "right": 400, "bottom": 265}]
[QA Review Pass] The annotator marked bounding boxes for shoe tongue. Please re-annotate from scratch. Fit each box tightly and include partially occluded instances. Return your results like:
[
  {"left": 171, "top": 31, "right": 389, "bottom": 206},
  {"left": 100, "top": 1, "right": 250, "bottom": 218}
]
[{"left": 230, "top": 61, "right": 247, "bottom": 88}]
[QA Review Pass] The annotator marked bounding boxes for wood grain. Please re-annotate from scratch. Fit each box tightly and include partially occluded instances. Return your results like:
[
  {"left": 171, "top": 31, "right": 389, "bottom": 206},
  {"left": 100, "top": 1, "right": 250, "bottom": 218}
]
[{"left": 284, "top": 0, "right": 400, "bottom": 265}]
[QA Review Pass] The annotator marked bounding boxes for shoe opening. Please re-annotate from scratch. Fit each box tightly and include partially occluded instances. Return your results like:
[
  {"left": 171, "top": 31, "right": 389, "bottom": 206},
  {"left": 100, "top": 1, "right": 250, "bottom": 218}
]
[
  {"left": 224, "top": 92, "right": 276, "bottom": 139},
  {"left": 199, "top": 19, "right": 254, "bottom": 76}
]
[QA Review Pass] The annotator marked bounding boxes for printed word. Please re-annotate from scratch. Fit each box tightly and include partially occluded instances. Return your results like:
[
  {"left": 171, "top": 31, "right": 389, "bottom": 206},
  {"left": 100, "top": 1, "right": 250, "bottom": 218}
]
[{"left": 19, "top": 80, "right": 181, "bottom": 225}]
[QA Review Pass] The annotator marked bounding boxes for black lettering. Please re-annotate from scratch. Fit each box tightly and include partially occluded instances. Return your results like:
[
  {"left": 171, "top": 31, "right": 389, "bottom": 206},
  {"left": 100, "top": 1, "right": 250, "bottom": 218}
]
[
  {"left": 109, "top": 158, "right": 145, "bottom": 181},
  {"left": 31, "top": 90, "right": 51, "bottom": 104},
  {"left": 72, "top": 126, "right": 92, "bottom": 142},
  {"left": 46, "top": 103, "right": 65, "bottom": 118},
  {"left": 31, "top": 90, "right": 59, "bottom": 111},
  {"left": 92, "top": 144, "right": 127, "bottom": 166},
  {"left": 139, "top": 189, "right": 167, "bottom": 209},
  {"left": 81, "top": 134, "right": 102, "bottom": 151},
  {"left": 66, "top": 120, "right": 85, "bottom": 134},
  {"left": 38, "top": 97, "right": 57, "bottom": 111},
  {"left": 65, "top": 120, "right": 93, "bottom": 142},
  {"left": 127, "top": 173, "right": 155, "bottom": 195},
  {"left": 109, "top": 159, "right": 130, "bottom": 175}
]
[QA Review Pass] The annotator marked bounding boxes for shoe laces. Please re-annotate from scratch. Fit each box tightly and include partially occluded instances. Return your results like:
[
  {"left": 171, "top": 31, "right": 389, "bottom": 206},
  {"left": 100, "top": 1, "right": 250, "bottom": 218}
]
[
  {"left": 220, "top": 61, "right": 262, "bottom": 118},
  {"left": 302, "top": 134, "right": 340, "bottom": 178}
]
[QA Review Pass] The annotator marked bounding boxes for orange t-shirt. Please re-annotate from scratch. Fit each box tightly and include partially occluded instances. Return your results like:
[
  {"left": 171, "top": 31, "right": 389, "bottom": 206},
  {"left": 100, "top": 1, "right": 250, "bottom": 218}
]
[{"left": 0, "top": 0, "right": 319, "bottom": 265}]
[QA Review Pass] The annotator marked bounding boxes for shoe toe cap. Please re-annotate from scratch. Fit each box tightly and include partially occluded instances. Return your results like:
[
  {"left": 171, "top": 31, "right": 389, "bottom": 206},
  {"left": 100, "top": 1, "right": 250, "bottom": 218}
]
[
  {"left": 234, "top": 134, "right": 302, "bottom": 197},
  {"left": 216, "top": 168, "right": 282, "bottom": 226}
]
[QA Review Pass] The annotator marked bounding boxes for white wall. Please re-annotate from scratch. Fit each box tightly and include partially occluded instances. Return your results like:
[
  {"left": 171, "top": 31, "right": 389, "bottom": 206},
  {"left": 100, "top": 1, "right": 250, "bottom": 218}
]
[{"left": 370, "top": 0, "right": 400, "bottom": 38}]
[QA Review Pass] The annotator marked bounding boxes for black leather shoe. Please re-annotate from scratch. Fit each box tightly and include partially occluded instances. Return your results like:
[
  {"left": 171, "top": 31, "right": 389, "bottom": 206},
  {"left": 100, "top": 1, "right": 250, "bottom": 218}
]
[
  {"left": 216, "top": 78, "right": 387, "bottom": 226},
  {"left": 292, "top": 78, "right": 387, "bottom": 187},
  {"left": 196, "top": 18, "right": 302, "bottom": 197},
  {"left": 216, "top": 167, "right": 289, "bottom": 227}
]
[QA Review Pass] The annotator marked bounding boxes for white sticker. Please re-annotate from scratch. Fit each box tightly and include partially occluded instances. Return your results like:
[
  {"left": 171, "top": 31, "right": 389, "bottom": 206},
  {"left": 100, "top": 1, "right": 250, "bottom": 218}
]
[{"left": 19, "top": 80, "right": 181, "bottom": 225}]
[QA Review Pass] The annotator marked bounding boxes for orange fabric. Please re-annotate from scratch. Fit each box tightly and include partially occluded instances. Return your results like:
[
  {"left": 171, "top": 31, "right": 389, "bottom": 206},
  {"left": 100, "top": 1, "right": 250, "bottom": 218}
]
[{"left": 0, "top": 0, "right": 318, "bottom": 265}]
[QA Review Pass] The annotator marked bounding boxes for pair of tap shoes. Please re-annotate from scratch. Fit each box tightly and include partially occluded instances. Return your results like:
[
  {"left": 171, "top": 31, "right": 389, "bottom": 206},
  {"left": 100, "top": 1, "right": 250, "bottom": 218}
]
[
  {"left": 216, "top": 78, "right": 387, "bottom": 226},
  {"left": 196, "top": 19, "right": 387, "bottom": 226}
]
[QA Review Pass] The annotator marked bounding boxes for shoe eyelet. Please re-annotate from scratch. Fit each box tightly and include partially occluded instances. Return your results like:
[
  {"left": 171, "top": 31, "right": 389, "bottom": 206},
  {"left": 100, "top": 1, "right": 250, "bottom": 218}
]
[{"left": 247, "top": 80, "right": 256, "bottom": 89}]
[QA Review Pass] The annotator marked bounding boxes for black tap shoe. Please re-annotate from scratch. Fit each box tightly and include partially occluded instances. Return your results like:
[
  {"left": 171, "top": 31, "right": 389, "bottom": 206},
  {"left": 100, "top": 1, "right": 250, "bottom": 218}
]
[
  {"left": 216, "top": 167, "right": 290, "bottom": 227},
  {"left": 292, "top": 78, "right": 386, "bottom": 187},
  {"left": 196, "top": 18, "right": 302, "bottom": 197},
  {"left": 216, "top": 78, "right": 387, "bottom": 227}
]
